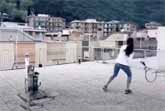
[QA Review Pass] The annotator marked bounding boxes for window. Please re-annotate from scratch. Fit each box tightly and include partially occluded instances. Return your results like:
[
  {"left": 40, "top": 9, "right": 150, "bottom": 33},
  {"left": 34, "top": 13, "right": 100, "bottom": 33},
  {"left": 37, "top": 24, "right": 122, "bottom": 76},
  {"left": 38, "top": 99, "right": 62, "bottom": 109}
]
[
  {"left": 118, "top": 41, "right": 123, "bottom": 46},
  {"left": 82, "top": 41, "right": 89, "bottom": 46}
]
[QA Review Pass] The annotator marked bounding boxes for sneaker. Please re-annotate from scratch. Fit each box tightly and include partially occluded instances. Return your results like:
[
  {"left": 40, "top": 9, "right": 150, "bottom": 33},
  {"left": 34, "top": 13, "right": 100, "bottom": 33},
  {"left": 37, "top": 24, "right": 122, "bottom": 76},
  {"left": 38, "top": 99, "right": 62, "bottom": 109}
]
[
  {"left": 102, "top": 85, "right": 108, "bottom": 92},
  {"left": 125, "top": 89, "right": 132, "bottom": 94}
]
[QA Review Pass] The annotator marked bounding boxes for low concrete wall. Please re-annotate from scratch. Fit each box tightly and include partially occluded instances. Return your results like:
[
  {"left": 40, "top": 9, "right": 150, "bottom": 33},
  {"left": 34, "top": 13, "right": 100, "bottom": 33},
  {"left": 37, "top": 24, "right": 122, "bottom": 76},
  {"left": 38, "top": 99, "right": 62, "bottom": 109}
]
[
  {"left": 0, "top": 42, "right": 14, "bottom": 70},
  {"left": 15, "top": 42, "right": 35, "bottom": 68},
  {"left": 47, "top": 42, "right": 66, "bottom": 65},
  {"left": 65, "top": 42, "right": 78, "bottom": 63},
  {"left": 35, "top": 42, "right": 47, "bottom": 66}
]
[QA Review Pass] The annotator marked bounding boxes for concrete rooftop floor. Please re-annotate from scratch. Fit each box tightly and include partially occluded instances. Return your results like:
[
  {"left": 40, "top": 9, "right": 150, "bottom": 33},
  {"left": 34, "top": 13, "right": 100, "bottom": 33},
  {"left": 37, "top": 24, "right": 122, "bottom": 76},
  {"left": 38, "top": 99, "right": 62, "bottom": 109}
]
[{"left": 0, "top": 60, "right": 165, "bottom": 111}]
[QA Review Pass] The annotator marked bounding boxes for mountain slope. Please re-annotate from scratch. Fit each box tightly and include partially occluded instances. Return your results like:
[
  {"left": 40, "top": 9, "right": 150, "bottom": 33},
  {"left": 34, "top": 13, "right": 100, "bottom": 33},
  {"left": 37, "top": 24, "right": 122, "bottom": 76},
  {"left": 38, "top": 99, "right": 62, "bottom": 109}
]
[
  {"left": 1, "top": 0, "right": 164, "bottom": 26},
  {"left": 32, "top": 0, "right": 165, "bottom": 26}
]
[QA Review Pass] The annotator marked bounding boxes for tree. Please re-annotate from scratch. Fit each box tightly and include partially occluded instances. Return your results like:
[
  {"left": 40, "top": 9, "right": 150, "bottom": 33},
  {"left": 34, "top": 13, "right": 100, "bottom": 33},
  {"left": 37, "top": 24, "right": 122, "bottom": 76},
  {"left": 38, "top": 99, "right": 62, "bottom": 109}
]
[{"left": 0, "top": 0, "right": 33, "bottom": 22}]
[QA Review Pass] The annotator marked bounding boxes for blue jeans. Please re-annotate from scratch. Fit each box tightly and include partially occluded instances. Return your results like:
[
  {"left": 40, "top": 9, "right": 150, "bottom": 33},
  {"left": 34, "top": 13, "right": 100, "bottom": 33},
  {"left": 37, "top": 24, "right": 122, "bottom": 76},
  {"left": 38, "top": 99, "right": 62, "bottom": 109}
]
[{"left": 112, "top": 63, "right": 132, "bottom": 81}]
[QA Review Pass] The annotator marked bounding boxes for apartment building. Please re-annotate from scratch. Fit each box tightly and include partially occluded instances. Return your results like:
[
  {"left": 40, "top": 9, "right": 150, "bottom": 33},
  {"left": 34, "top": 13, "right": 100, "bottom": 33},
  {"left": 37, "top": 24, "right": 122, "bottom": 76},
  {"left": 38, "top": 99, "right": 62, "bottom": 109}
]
[
  {"left": 47, "top": 17, "right": 66, "bottom": 32},
  {"left": 145, "top": 21, "right": 162, "bottom": 29},
  {"left": 27, "top": 14, "right": 66, "bottom": 32},
  {"left": 120, "top": 21, "right": 137, "bottom": 33},
  {"left": 103, "top": 20, "right": 121, "bottom": 37},
  {"left": 70, "top": 19, "right": 104, "bottom": 40},
  {"left": 70, "top": 19, "right": 137, "bottom": 39}
]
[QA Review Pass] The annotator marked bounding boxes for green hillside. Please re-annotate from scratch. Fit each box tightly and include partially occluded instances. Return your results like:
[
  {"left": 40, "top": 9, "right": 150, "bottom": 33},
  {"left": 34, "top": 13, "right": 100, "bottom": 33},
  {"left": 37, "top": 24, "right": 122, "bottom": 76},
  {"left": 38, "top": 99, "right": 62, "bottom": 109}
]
[
  {"left": 0, "top": 0, "right": 165, "bottom": 26},
  {"left": 33, "top": 0, "right": 165, "bottom": 26},
  {"left": 0, "top": 0, "right": 32, "bottom": 22}
]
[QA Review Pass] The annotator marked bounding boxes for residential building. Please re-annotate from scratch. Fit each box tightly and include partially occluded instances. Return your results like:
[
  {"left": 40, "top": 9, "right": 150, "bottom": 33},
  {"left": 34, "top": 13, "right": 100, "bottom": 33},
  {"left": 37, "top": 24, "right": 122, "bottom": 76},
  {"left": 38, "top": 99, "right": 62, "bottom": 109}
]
[
  {"left": 91, "top": 30, "right": 157, "bottom": 60},
  {"left": 27, "top": 14, "right": 66, "bottom": 32},
  {"left": 131, "top": 30, "right": 157, "bottom": 50},
  {"left": 103, "top": 20, "right": 121, "bottom": 37},
  {"left": 120, "top": 21, "right": 137, "bottom": 33},
  {"left": 47, "top": 17, "right": 66, "bottom": 32},
  {"left": 70, "top": 19, "right": 137, "bottom": 40},
  {"left": 147, "top": 29, "right": 158, "bottom": 38},
  {"left": 103, "top": 21, "right": 137, "bottom": 38},
  {"left": 70, "top": 19, "right": 104, "bottom": 40},
  {"left": 145, "top": 22, "right": 162, "bottom": 29},
  {"left": 70, "top": 19, "right": 101, "bottom": 60},
  {"left": 27, "top": 14, "right": 49, "bottom": 29}
]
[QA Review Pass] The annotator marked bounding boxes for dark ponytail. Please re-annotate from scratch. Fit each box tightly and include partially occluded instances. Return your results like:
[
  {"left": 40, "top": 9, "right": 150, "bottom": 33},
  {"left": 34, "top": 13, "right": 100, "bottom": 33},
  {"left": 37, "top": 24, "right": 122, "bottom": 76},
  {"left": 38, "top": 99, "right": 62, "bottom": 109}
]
[{"left": 125, "top": 37, "right": 134, "bottom": 57}]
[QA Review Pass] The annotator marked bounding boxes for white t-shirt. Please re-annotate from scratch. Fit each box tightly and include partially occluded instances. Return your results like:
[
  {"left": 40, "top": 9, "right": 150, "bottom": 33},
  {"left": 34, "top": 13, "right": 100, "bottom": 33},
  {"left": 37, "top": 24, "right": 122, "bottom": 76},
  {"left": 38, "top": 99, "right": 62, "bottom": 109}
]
[{"left": 115, "top": 45, "right": 134, "bottom": 66}]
